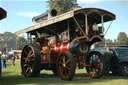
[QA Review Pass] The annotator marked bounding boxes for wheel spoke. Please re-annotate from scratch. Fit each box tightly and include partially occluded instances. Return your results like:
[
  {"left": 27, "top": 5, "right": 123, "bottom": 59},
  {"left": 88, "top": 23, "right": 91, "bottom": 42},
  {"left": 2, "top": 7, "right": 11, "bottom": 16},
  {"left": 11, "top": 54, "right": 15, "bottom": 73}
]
[
  {"left": 24, "top": 49, "right": 28, "bottom": 55},
  {"left": 25, "top": 67, "right": 31, "bottom": 73},
  {"left": 23, "top": 57, "right": 27, "bottom": 60},
  {"left": 65, "top": 59, "right": 70, "bottom": 65},
  {"left": 61, "top": 67, "right": 68, "bottom": 77},
  {"left": 62, "top": 55, "right": 66, "bottom": 64},
  {"left": 24, "top": 63, "right": 29, "bottom": 67},
  {"left": 30, "top": 54, "right": 34, "bottom": 57},
  {"left": 27, "top": 50, "right": 33, "bottom": 58}
]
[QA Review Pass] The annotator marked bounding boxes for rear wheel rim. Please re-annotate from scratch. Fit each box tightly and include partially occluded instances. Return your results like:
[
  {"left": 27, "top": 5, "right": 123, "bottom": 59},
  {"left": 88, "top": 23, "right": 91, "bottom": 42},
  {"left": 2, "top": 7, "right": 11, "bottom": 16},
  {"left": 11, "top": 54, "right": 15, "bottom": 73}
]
[{"left": 86, "top": 53, "right": 103, "bottom": 78}]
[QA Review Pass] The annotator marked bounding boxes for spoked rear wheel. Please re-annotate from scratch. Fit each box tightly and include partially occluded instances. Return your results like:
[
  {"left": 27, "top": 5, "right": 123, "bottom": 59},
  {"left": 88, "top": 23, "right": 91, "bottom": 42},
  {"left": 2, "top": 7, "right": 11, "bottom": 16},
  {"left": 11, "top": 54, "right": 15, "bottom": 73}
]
[
  {"left": 57, "top": 51, "right": 76, "bottom": 80},
  {"left": 21, "top": 44, "right": 41, "bottom": 77},
  {"left": 86, "top": 52, "right": 104, "bottom": 78}
]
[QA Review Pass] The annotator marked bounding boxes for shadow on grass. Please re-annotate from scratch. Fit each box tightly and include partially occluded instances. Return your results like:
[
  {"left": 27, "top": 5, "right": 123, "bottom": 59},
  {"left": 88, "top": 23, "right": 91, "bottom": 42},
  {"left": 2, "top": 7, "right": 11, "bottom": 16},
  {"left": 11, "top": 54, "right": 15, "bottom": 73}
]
[{"left": 0, "top": 73, "right": 127, "bottom": 85}]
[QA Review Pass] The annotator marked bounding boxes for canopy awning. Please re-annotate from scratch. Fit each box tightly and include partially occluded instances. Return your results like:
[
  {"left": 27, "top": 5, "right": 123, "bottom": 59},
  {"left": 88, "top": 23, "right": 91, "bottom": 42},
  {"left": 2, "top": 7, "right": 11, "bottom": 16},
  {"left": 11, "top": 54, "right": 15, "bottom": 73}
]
[{"left": 15, "top": 8, "right": 115, "bottom": 36}]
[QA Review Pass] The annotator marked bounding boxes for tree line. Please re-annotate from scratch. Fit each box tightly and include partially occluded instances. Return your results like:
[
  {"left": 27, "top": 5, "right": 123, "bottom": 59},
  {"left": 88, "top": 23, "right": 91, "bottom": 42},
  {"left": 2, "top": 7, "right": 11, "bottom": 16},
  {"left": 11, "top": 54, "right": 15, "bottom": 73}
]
[
  {"left": 105, "top": 32, "right": 128, "bottom": 44},
  {"left": 0, "top": 32, "right": 16, "bottom": 51},
  {"left": 0, "top": 32, "right": 27, "bottom": 51}
]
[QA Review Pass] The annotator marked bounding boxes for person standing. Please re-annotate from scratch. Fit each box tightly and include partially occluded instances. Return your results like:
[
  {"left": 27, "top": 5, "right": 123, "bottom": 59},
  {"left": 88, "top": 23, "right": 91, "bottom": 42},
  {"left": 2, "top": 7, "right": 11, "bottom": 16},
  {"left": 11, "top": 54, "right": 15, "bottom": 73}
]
[
  {"left": 104, "top": 47, "right": 112, "bottom": 75},
  {"left": 1, "top": 52, "right": 7, "bottom": 68}
]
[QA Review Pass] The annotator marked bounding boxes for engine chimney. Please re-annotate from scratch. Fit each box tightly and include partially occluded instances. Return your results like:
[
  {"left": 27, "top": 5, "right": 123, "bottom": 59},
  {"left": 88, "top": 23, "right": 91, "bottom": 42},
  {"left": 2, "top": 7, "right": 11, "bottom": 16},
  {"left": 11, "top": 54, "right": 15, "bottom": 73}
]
[{"left": 32, "top": 9, "right": 57, "bottom": 24}]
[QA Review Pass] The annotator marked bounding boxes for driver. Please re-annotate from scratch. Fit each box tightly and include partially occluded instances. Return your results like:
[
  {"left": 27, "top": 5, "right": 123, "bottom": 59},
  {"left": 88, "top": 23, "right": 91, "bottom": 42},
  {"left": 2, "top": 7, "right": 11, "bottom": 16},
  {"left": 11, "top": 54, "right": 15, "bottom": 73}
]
[{"left": 92, "top": 22, "right": 99, "bottom": 31}]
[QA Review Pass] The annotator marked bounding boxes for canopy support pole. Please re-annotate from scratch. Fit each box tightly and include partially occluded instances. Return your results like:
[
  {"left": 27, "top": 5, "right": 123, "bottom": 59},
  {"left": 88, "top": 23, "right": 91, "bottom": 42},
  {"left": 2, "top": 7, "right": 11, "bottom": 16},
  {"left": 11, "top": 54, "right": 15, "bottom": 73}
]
[
  {"left": 73, "top": 17, "right": 86, "bottom": 36},
  {"left": 104, "top": 20, "right": 113, "bottom": 36},
  {"left": 67, "top": 20, "right": 70, "bottom": 41},
  {"left": 85, "top": 14, "right": 88, "bottom": 35},
  {"left": 101, "top": 16, "right": 104, "bottom": 35}
]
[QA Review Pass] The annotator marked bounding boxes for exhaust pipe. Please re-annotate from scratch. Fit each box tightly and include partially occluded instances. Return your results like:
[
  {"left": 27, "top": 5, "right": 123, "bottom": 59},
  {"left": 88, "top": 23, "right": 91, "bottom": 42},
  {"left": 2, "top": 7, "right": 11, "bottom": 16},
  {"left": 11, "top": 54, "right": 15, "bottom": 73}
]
[
  {"left": 32, "top": 9, "right": 57, "bottom": 24},
  {"left": 50, "top": 9, "right": 57, "bottom": 17}
]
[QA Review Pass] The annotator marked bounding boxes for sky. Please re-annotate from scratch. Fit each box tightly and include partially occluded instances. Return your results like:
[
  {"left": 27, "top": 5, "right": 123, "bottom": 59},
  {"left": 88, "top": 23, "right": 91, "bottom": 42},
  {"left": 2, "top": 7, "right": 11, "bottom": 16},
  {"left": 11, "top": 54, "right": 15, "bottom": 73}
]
[{"left": 0, "top": 0, "right": 128, "bottom": 40}]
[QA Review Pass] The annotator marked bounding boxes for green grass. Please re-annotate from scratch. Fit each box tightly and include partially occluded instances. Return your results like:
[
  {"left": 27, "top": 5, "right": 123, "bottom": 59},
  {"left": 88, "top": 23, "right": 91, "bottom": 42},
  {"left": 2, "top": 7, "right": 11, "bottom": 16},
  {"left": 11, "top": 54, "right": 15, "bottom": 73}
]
[{"left": 0, "top": 60, "right": 128, "bottom": 85}]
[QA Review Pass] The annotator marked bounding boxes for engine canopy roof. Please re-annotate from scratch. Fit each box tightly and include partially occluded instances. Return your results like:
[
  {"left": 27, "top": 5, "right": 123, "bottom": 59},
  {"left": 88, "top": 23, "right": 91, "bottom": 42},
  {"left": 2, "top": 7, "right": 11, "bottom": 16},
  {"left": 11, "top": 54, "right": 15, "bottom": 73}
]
[{"left": 15, "top": 8, "right": 116, "bottom": 36}]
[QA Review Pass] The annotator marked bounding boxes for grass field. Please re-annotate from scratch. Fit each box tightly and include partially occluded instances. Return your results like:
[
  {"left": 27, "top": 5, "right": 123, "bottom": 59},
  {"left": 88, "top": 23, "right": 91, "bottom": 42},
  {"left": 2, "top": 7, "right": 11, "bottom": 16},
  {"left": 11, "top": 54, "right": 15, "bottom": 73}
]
[{"left": 0, "top": 60, "right": 128, "bottom": 85}]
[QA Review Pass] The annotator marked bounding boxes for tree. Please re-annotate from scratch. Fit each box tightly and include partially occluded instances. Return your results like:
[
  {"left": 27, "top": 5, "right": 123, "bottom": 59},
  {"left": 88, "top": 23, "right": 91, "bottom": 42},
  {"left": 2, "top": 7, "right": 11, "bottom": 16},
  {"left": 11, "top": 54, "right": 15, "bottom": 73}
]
[
  {"left": 46, "top": 0, "right": 78, "bottom": 15},
  {"left": 16, "top": 36, "right": 27, "bottom": 50},
  {"left": 0, "top": 32, "right": 16, "bottom": 51},
  {"left": 117, "top": 32, "right": 128, "bottom": 44}
]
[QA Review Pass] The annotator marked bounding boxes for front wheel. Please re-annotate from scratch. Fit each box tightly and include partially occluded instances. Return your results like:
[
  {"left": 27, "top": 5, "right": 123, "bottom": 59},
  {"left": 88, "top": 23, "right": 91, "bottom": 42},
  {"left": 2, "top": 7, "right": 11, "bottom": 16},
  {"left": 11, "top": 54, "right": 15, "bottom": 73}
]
[
  {"left": 21, "top": 44, "right": 41, "bottom": 77},
  {"left": 120, "top": 64, "right": 128, "bottom": 76},
  {"left": 86, "top": 51, "right": 104, "bottom": 78},
  {"left": 57, "top": 51, "right": 76, "bottom": 80}
]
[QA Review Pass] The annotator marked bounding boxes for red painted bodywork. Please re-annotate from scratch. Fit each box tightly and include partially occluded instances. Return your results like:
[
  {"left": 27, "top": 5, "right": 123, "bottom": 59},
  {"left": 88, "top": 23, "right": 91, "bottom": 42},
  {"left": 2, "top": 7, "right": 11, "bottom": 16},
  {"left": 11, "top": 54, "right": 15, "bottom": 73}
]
[{"left": 40, "top": 38, "right": 69, "bottom": 64}]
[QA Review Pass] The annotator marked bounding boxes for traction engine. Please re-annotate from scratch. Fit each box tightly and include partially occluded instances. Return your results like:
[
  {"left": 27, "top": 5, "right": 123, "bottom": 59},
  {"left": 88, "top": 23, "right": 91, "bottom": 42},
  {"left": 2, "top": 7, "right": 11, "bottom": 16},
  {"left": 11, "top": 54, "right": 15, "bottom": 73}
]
[{"left": 15, "top": 7, "right": 116, "bottom": 80}]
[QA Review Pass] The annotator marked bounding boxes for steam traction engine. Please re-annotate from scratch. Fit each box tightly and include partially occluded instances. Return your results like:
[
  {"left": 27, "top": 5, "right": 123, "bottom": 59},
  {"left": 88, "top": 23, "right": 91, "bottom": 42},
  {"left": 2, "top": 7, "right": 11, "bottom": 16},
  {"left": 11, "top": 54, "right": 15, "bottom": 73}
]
[{"left": 15, "top": 8, "right": 115, "bottom": 80}]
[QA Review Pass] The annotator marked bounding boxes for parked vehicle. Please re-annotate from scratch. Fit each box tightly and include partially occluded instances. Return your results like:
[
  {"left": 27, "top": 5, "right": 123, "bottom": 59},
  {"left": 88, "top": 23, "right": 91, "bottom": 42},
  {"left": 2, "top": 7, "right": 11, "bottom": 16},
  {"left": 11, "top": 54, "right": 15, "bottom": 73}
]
[
  {"left": 15, "top": 7, "right": 116, "bottom": 80},
  {"left": 92, "top": 46, "right": 128, "bottom": 76}
]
